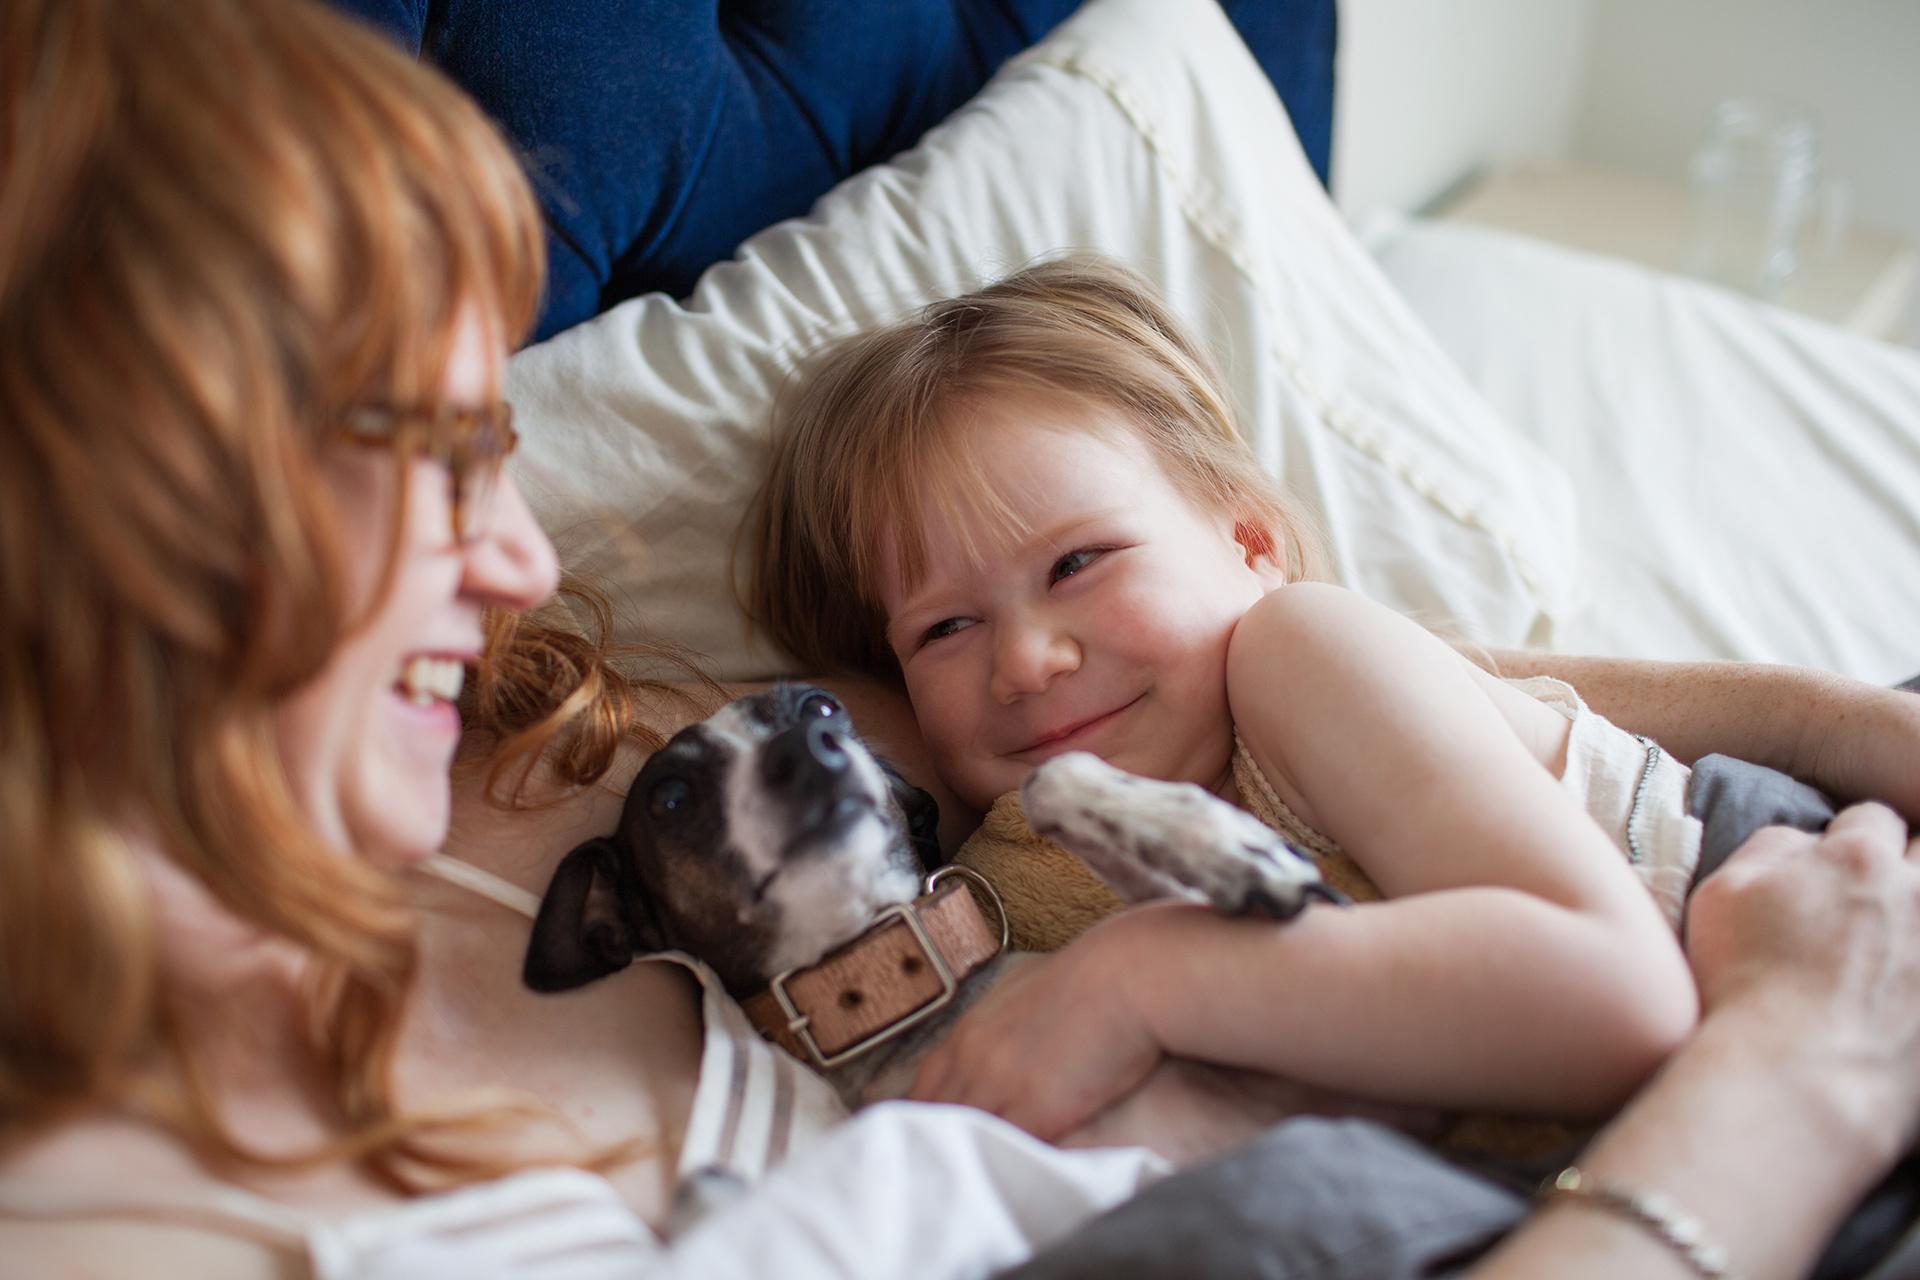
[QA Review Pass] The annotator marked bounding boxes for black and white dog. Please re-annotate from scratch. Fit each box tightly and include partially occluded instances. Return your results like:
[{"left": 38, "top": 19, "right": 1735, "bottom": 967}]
[{"left": 525, "top": 684, "right": 1382, "bottom": 1160}]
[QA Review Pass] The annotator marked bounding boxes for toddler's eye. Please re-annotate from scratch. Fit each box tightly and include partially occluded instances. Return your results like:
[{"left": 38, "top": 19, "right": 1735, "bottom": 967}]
[
  {"left": 1049, "top": 548, "right": 1104, "bottom": 584},
  {"left": 921, "top": 617, "right": 971, "bottom": 646}
]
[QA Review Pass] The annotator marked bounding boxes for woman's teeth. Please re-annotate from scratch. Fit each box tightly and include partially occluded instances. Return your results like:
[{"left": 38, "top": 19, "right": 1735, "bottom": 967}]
[{"left": 399, "top": 655, "right": 465, "bottom": 706}]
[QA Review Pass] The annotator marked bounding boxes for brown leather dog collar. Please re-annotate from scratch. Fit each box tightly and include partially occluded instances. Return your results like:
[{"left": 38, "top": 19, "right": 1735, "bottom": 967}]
[{"left": 742, "top": 866, "right": 1009, "bottom": 1070}]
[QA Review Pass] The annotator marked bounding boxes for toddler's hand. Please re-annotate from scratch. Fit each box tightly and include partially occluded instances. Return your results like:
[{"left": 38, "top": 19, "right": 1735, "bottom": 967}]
[{"left": 906, "top": 908, "right": 1170, "bottom": 1141}]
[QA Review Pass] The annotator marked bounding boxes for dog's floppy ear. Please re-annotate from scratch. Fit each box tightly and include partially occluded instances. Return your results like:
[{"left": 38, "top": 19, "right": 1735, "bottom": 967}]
[
  {"left": 879, "top": 761, "right": 943, "bottom": 870},
  {"left": 524, "top": 837, "right": 661, "bottom": 992}
]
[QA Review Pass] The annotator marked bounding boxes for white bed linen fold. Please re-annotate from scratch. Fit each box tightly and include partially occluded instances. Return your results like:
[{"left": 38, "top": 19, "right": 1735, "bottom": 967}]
[{"left": 649, "top": 1103, "right": 1166, "bottom": 1280}]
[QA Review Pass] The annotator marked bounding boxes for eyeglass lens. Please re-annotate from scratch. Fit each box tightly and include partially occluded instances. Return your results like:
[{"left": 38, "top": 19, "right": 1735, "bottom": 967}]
[{"left": 448, "top": 407, "right": 514, "bottom": 544}]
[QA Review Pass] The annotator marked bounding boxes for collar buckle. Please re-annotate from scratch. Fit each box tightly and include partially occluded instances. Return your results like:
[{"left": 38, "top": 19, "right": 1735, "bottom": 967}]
[{"left": 762, "top": 865, "right": 1008, "bottom": 1071}]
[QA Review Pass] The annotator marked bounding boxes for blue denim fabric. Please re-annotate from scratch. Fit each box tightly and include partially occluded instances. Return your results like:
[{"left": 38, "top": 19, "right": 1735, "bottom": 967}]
[{"left": 326, "top": 0, "right": 1336, "bottom": 342}]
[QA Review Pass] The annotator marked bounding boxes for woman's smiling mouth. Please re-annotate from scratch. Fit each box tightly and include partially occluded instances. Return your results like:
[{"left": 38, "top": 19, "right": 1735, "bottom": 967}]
[{"left": 1010, "top": 693, "right": 1147, "bottom": 760}]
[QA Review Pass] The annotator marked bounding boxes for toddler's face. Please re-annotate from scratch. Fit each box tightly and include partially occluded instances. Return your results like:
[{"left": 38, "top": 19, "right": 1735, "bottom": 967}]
[{"left": 878, "top": 395, "right": 1283, "bottom": 813}]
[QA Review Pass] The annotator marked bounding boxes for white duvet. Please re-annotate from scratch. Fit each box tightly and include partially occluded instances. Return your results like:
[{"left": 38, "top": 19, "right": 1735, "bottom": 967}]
[{"left": 1366, "top": 214, "right": 1920, "bottom": 685}]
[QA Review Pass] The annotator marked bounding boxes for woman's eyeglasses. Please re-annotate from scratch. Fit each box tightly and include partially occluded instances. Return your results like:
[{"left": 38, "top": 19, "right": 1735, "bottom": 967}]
[{"left": 337, "top": 402, "right": 519, "bottom": 545}]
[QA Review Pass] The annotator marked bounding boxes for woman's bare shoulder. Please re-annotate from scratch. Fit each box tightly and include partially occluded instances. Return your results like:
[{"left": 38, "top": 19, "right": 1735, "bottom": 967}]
[
  {"left": 0, "top": 1217, "right": 294, "bottom": 1280},
  {"left": 0, "top": 1124, "right": 298, "bottom": 1280}
]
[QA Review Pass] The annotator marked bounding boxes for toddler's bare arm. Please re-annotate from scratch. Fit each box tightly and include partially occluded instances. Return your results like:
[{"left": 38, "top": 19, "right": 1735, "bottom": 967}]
[{"left": 1178, "top": 583, "right": 1699, "bottom": 1113}]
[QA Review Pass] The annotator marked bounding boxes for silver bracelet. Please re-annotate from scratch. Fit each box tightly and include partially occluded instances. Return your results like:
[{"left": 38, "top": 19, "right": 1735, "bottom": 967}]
[{"left": 1537, "top": 1166, "right": 1738, "bottom": 1280}]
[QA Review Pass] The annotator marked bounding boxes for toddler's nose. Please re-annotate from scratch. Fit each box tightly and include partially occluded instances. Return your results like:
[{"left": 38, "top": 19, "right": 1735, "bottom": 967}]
[{"left": 991, "top": 624, "right": 1081, "bottom": 702}]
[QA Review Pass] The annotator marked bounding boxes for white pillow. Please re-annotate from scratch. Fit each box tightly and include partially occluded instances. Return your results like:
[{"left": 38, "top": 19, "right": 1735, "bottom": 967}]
[{"left": 505, "top": 0, "right": 1579, "bottom": 680}]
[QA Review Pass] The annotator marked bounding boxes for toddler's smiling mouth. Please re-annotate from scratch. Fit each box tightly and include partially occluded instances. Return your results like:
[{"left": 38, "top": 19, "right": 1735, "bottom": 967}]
[{"left": 1009, "top": 692, "right": 1148, "bottom": 759}]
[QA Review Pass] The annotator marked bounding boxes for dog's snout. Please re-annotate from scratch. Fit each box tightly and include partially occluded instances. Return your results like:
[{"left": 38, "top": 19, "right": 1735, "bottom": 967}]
[
  {"left": 762, "top": 718, "right": 850, "bottom": 791},
  {"left": 809, "top": 721, "right": 850, "bottom": 770}
]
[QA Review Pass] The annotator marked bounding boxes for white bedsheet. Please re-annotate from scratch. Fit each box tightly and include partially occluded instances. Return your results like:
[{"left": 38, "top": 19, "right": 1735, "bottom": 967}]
[{"left": 1364, "top": 214, "right": 1920, "bottom": 684}]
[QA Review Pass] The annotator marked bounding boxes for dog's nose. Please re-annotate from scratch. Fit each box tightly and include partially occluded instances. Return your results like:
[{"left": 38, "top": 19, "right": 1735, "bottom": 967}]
[{"left": 762, "top": 718, "right": 850, "bottom": 792}]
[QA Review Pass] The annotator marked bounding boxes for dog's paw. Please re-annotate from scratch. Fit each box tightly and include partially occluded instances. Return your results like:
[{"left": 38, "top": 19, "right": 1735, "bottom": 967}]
[{"left": 1021, "top": 753, "right": 1337, "bottom": 918}]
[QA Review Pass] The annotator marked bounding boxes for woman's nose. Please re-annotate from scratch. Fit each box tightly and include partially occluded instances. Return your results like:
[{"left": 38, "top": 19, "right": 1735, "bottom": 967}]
[
  {"left": 461, "top": 470, "right": 560, "bottom": 610},
  {"left": 990, "top": 618, "right": 1080, "bottom": 702}
]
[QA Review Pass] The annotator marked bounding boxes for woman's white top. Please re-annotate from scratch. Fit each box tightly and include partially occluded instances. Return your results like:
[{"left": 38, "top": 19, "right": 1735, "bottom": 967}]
[{"left": 0, "top": 857, "right": 1166, "bottom": 1279}]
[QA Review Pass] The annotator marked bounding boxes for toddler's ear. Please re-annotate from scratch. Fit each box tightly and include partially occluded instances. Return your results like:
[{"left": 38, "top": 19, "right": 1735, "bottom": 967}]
[{"left": 1233, "top": 519, "right": 1292, "bottom": 590}]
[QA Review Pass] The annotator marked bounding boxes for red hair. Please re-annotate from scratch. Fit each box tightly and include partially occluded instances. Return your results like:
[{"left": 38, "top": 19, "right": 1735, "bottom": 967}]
[{"left": 0, "top": 0, "right": 569, "bottom": 1187}]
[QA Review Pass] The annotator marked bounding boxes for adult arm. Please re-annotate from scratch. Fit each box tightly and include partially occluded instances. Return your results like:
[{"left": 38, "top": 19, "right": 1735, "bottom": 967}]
[
  {"left": 1474, "top": 803, "right": 1920, "bottom": 1280},
  {"left": 1492, "top": 650, "right": 1920, "bottom": 819}
]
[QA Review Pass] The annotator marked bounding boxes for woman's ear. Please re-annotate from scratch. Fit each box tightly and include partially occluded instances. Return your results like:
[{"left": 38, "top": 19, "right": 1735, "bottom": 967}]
[{"left": 1233, "top": 519, "right": 1292, "bottom": 590}]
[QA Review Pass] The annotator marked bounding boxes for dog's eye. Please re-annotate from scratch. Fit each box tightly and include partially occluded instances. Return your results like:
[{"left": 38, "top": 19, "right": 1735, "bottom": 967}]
[
  {"left": 797, "top": 692, "right": 841, "bottom": 720},
  {"left": 647, "top": 778, "right": 692, "bottom": 822}
]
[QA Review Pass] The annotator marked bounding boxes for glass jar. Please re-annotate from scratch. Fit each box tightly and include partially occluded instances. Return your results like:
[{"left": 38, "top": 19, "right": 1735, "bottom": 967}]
[{"left": 1685, "top": 98, "right": 1821, "bottom": 299}]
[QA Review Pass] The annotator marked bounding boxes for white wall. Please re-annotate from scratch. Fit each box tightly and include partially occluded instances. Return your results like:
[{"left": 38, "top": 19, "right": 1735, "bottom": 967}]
[
  {"left": 1574, "top": 0, "right": 1920, "bottom": 269},
  {"left": 1331, "top": 0, "right": 1594, "bottom": 215},
  {"left": 1333, "top": 0, "right": 1920, "bottom": 338}
]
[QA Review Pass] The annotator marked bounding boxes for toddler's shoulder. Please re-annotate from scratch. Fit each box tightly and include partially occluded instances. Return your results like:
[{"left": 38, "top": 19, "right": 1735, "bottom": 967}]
[
  {"left": 1229, "top": 584, "right": 1474, "bottom": 729},
  {"left": 1233, "top": 582, "right": 1413, "bottom": 656}
]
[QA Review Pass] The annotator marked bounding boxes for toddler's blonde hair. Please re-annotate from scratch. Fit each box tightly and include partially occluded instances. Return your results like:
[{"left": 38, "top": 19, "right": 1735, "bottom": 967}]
[{"left": 745, "top": 254, "right": 1325, "bottom": 679}]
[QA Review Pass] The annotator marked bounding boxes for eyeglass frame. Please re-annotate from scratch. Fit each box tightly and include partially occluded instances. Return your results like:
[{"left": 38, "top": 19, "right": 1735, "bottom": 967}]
[{"left": 336, "top": 401, "right": 519, "bottom": 545}]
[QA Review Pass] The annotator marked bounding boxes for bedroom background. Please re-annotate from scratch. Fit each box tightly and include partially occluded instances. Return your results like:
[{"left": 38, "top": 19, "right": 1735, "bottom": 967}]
[
  {"left": 336, "top": 0, "right": 1916, "bottom": 708},
  {"left": 1337, "top": 0, "right": 1920, "bottom": 346}
]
